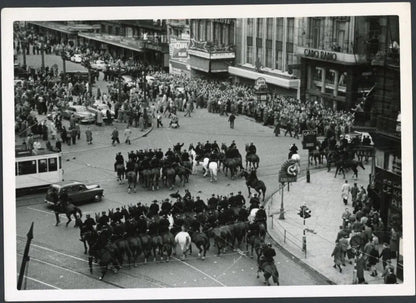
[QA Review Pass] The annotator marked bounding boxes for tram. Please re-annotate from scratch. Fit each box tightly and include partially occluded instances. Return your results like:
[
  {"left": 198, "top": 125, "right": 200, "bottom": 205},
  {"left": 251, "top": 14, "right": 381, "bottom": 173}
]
[{"left": 15, "top": 148, "right": 63, "bottom": 190}]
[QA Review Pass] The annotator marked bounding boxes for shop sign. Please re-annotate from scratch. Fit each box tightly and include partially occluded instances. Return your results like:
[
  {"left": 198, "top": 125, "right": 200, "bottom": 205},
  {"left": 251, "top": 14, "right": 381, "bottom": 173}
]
[
  {"left": 304, "top": 48, "right": 337, "bottom": 61},
  {"left": 279, "top": 159, "right": 299, "bottom": 183},
  {"left": 302, "top": 129, "right": 317, "bottom": 149},
  {"left": 170, "top": 39, "right": 189, "bottom": 60}
]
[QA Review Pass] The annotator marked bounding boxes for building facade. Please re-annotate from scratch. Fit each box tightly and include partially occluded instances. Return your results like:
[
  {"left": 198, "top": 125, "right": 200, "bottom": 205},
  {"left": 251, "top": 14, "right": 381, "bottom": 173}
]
[
  {"left": 188, "top": 19, "right": 236, "bottom": 78},
  {"left": 295, "top": 16, "right": 378, "bottom": 110},
  {"left": 167, "top": 19, "right": 191, "bottom": 77},
  {"left": 230, "top": 17, "right": 301, "bottom": 96}
]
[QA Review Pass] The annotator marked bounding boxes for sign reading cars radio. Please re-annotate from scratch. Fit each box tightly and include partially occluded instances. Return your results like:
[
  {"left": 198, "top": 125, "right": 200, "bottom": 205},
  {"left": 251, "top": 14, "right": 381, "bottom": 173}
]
[{"left": 304, "top": 49, "right": 337, "bottom": 61}]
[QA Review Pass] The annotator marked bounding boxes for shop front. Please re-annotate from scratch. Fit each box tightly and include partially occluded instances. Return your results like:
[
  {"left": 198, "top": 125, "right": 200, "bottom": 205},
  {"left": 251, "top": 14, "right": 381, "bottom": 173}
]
[
  {"left": 297, "top": 46, "right": 372, "bottom": 110},
  {"left": 188, "top": 47, "right": 235, "bottom": 78}
]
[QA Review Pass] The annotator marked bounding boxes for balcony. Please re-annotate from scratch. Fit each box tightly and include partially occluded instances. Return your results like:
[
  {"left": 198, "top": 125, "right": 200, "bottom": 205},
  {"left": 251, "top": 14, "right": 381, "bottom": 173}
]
[
  {"left": 78, "top": 33, "right": 169, "bottom": 53},
  {"left": 188, "top": 40, "right": 235, "bottom": 60}
]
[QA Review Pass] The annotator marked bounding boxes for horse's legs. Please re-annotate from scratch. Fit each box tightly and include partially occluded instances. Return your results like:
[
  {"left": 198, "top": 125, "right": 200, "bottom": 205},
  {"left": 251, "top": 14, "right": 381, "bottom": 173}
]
[
  {"left": 65, "top": 213, "right": 71, "bottom": 227},
  {"left": 55, "top": 212, "right": 60, "bottom": 226},
  {"left": 88, "top": 256, "right": 93, "bottom": 274},
  {"left": 247, "top": 186, "right": 251, "bottom": 198}
]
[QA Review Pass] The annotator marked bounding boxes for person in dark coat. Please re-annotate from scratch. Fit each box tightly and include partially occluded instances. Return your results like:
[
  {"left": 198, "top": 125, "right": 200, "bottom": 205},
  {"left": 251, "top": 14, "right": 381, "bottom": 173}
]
[
  {"left": 194, "top": 197, "right": 207, "bottom": 213},
  {"left": 331, "top": 242, "right": 343, "bottom": 273},
  {"left": 97, "top": 211, "right": 110, "bottom": 229},
  {"left": 149, "top": 200, "right": 160, "bottom": 217},
  {"left": 207, "top": 194, "right": 218, "bottom": 210},
  {"left": 249, "top": 194, "right": 261, "bottom": 211},
  {"left": 238, "top": 205, "right": 249, "bottom": 222},
  {"left": 380, "top": 242, "right": 392, "bottom": 269},
  {"left": 356, "top": 252, "right": 367, "bottom": 284},
  {"left": 368, "top": 243, "right": 380, "bottom": 277},
  {"left": 83, "top": 214, "right": 96, "bottom": 232},
  {"left": 235, "top": 191, "right": 246, "bottom": 207},
  {"left": 112, "top": 208, "right": 123, "bottom": 224}
]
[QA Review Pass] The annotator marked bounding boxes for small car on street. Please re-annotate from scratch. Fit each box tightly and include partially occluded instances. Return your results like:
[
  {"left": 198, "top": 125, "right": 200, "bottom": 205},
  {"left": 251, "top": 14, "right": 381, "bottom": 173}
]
[
  {"left": 70, "top": 53, "right": 83, "bottom": 63},
  {"left": 45, "top": 180, "right": 104, "bottom": 205},
  {"left": 90, "top": 59, "right": 107, "bottom": 71},
  {"left": 62, "top": 105, "right": 96, "bottom": 124},
  {"left": 87, "top": 102, "right": 115, "bottom": 120}
]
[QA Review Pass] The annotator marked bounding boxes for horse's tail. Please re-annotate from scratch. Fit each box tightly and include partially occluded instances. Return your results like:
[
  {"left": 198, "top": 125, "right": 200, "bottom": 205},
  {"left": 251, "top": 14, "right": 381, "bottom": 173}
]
[{"left": 76, "top": 207, "right": 82, "bottom": 219}]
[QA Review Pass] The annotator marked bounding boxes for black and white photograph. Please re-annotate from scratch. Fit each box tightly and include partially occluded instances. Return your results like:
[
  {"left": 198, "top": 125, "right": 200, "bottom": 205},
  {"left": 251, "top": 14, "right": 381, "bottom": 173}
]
[{"left": 2, "top": 3, "right": 414, "bottom": 301}]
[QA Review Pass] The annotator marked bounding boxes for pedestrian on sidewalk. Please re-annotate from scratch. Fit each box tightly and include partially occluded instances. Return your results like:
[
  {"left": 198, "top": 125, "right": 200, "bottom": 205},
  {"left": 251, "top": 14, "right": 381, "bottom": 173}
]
[
  {"left": 85, "top": 127, "right": 93, "bottom": 144},
  {"left": 380, "top": 242, "right": 392, "bottom": 269},
  {"left": 331, "top": 242, "right": 343, "bottom": 273},
  {"left": 356, "top": 251, "right": 368, "bottom": 284},
  {"left": 368, "top": 241, "right": 380, "bottom": 277},
  {"left": 341, "top": 180, "right": 351, "bottom": 205},
  {"left": 156, "top": 112, "right": 163, "bottom": 128},
  {"left": 351, "top": 183, "right": 359, "bottom": 207},
  {"left": 124, "top": 125, "right": 132, "bottom": 145},
  {"left": 111, "top": 127, "right": 120, "bottom": 146},
  {"left": 228, "top": 113, "right": 236, "bottom": 129},
  {"left": 70, "top": 127, "right": 77, "bottom": 145}
]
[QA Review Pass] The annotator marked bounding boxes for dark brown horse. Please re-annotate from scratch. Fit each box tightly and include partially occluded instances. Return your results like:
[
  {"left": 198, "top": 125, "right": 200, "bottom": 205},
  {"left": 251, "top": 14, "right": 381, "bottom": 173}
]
[
  {"left": 53, "top": 202, "right": 82, "bottom": 227},
  {"left": 240, "top": 170, "right": 267, "bottom": 201}
]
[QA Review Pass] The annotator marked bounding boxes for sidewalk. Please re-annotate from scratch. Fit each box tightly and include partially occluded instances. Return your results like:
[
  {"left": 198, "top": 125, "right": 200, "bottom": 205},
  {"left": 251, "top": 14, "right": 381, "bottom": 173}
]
[{"left": 265, "top": 165, "right": 394, "bottom": 285}]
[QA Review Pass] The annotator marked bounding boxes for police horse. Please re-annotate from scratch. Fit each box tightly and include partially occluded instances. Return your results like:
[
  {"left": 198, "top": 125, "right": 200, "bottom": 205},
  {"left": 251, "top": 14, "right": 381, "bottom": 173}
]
[
  {"left": 240, "top": 170, "right": 267, "bottom": 201},
  {"left": 53, "top": 202, "right": 83, "bottom": 227}
]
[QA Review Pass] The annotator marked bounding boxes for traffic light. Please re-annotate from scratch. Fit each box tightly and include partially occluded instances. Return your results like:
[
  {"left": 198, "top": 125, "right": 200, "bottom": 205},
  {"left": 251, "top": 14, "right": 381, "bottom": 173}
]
[{"left": 298, "top": 205, "right": 312, "bottom": 219}]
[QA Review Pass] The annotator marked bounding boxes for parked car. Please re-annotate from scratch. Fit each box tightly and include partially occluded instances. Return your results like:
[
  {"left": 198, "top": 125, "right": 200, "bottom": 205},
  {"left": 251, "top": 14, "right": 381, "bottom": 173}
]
[
  {"left": 344, "top": 131, "right": 374, "bottom": 145},
  {"left": 121, "top": 75, "right": 136, "bottom": 88},
  {"left": 90, "top": 59, "right": 107, "bottom": 71},
  {"left": 62, "top": 105, "right": 96, "bottom": 123},
  {"left": 87, "top": 102, "right": 115, "bottom": 120},
  {"left": 45, "top": 180, "right": 104, "bottom": 205},
  {"left": 70, "top": 54, "right": 83, "bottom": 63}
]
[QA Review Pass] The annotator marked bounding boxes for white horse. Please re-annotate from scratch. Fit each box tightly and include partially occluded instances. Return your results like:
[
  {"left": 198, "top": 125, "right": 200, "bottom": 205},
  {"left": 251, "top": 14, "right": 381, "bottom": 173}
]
[
  {"left": 189, "top": 147, "right": 198, "bottom": 175},
  {"left": 208, "top": 161, "right": 218, "bottom": 182},
  {"left": 198, "top": 157, "right": 209, "bottom": 177},
  {"left": 175, "top": 230, "right": 191, "bottom": 260},
  {"left": 291, "top": 153, "right": 301, "bottom": 172}
]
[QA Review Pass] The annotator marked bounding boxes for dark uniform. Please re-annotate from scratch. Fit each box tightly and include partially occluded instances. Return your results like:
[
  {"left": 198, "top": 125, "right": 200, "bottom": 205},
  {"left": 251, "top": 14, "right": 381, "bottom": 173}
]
[
  {"left": 238, "top": 207, "right": 249, "bottom": 222},
  {"left": 137, "top": 216, "right": 148, "bottom": 234},
  {"left": 255, "top": 207, "right": 267, "bottom": 230},
  {"left": 149, "top": 201, "right": 160, "bottom": 217},
  {"left": 208, "top": 194, "right": 219, "bottom": 210},
  {"left": 112, "top": 208, "right": 123, "bottom": 224},
  {"left": 194, "top": 197, "right": 207, "bottom": 213},
  {"left": 156, "top": 148, "right": 164, "bottom": 160},
  {"left": 184, "top": 198, "right": 195, "bottom": 213},
  {"left": 235, "top": 191, "right": 246, "bottom": 207},
  {"left": 218, "top": 196, "right": 229, "bottom": 210},
  {"left": 249, "top": 195, "right": 261, "bottom": 211},
  {"left": 261, "top": 244, "right": 276, "bottom": 267},
  {"left": 148, "top": 220, "right": 159, "bottom": 236},
  {"left": 159, "top": 216, "right": 170, "bottom": 234},
  {"left": 247, "top": 143, "right": 257, "bottom": 155},
  {"left": 211, "top": 141, "right": 220, "bottom": 153},
  {"left": 114, "top": 153, "right": 124, "bottom": 171},
  {"left": 97, "top": 212, "right": 110, "bottom": 229},
  {"left": 173, "top": 142, "right": 184, "bottom": 154},
  {"left": 83, "top": 216, "right": 96, "bottom": 232},
  {"left": 161, "top": 199, "right": 172, "bottom": 215},
  {"left": 165, "top": 148, "right": 175, "bottom": 158}
]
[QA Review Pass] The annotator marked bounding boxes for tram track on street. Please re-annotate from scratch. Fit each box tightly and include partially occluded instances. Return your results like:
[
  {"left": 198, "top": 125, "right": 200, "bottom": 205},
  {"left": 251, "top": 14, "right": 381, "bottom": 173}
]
[{"left": 16, "top": 235, "right": 251, "bottom": 288}]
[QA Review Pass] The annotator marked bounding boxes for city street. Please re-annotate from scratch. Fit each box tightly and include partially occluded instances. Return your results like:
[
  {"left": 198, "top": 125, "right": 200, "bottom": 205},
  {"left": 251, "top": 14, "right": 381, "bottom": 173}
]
[
  {"left": 11, "top": 13, "right": 406, "bottom": 295},
  {"left": 13, "top": 54, "right": 333, "bottom": 288}
]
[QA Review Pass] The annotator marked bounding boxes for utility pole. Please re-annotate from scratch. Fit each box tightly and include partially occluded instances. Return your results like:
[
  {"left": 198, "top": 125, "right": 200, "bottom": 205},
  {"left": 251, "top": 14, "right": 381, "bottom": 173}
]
[
  {"left": 61, "top": 51, "right": 66, "bottom": 82},
  {"left": 40, "top": 38, "right": 45, "bottom": 71},
  {"left": 17, "top": 222, "right": 34, "bottom": 290},
  {"left": 279, "top": 182, "right": 285, "bottom": 220},
  {"left": 118, "top": 61, "right": 122, "bottom": 104}
]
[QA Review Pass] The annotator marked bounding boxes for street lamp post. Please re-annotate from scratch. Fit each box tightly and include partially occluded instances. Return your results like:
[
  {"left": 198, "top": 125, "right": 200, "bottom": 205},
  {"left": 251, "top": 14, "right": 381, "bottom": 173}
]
[
  {"left": 118, "top": 62, "right": 122, "bottom": 104},
  {"left": 61, "top": 51, "right": 66, "bottom": 82},
  {"left": 40, "top": 38, "right": 45, "bottom": 71},
  {"left": 279, "top": 182, "right": 285, "bottom": 220}
]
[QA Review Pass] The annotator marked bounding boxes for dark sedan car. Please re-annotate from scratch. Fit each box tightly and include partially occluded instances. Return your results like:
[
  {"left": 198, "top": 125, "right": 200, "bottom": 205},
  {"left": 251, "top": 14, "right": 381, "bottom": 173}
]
[{"left": 45, "top": 180, "right": 104, "bottom": 205}]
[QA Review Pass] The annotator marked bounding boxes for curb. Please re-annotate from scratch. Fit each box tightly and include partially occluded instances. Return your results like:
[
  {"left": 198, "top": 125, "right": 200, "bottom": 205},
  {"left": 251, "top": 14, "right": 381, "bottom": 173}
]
[{"left": 264, "top": 173, "right": 337, "bottom": 285}]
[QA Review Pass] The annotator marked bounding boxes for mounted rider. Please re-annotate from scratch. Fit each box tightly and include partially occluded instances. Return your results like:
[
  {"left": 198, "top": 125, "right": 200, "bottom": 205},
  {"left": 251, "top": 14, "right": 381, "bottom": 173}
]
[
  {"left": 125, "top": 158, "right": 136, "bottom": 172},
  {"left": 173, "top": 142, "right": 184, "bottom": 155},
  {"left": 255, "top": 205, "right": 267, "bottom": 231},
  {"left": 211, "top": 140, "right": 220, "bottom": 153},
  {"left": 288, "top": 143, "right": 298, "bottom": 159},
  {"left": 259, "top": 243, "right": 276, "bottom": 269},
  {"left": 246, "top": 142, "right": 257, "bottom": 156},
  {"left": 114, "top": 152, "right": 124, "bottom": 171}
]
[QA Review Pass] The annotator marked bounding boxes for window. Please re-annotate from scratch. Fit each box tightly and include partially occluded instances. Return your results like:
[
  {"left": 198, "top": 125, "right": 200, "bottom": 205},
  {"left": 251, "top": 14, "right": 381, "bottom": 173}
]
[
  {"left": 246, "top": 19, "right": 254, "bottom": 64},
  {"left": 310, "top": 18, "right": 322, "bottom": 49},
  {"left": 49, "top": 158, "right": 58, "bottom": 171},
  {"left": 286, "top": 18, "right": 294, "bottom": 43},
  {"left": 265, "top": 39, "right": 273, "bottom": 68},
  {"left": 266, "top": 18, "right": 273, "bottom": 40},
  {"left": 206, "top": 21, "right": 211, "bottom": 41},
  {"left": 38, "top": 159, "right": 48, "bottom": 173},
  {"left": 257, "top": 18, "right": 263, "bottom": 38},
  {"left": 276, "top": 18, "right": 283, "bottom": 42},
  {"left": 276, "top": 40, "right": 283, "bottom": 70},
  {"left": 17, "top": 160, "right": 36, "bottom": 175}
]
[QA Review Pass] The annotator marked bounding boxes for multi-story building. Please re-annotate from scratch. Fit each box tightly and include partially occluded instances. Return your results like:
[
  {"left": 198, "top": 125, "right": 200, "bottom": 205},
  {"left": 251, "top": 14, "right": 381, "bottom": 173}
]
[
  {"left": 230, "top": 18, "right": 301, "bottom": 96},
  {"left": 352, "top": 16, "right": 401, "bottom": 233},
  {"left": 295, "top": 16, "right": 377, "bottom": 110},
  {"left": 167, "top": 19, "right": 191, "bottom": 76},
  {"left": 188, "top": 19, "right": 236, "bottom": 78},
  {"left": 78, "top": 20, "right": 169, "bottom": 68}
]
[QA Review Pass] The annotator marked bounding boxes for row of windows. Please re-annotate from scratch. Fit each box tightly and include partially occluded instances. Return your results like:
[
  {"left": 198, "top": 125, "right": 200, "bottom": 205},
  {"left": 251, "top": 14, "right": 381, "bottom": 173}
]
[
  {"left": 16, "top": 157, "right": 61, "bottom": 176},
  {"left": 245, "top": 18, "right": 295, "bottom": 71},
  {"left": 191, "top": 20, "right": 234, "bottom": 45}
]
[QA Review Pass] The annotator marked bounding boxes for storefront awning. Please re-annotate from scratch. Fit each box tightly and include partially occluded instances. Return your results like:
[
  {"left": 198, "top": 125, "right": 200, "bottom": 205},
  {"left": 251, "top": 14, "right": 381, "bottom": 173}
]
[{"left": 228, "top": 66, "right": 300, "bottom": 89}]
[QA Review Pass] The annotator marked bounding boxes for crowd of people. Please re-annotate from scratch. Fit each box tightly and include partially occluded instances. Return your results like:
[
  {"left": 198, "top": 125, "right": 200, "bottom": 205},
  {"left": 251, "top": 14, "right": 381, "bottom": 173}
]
[{"left": 332, "top": 180, "right": 399, "bottom": 284}]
